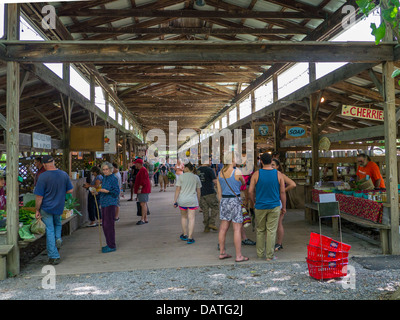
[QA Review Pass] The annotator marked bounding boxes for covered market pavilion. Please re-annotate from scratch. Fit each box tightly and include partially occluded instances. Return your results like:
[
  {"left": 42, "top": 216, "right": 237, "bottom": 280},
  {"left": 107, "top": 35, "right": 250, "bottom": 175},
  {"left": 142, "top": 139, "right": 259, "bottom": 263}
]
[{"left": 0, "top": 0, "right": 399, "bottom": 279}]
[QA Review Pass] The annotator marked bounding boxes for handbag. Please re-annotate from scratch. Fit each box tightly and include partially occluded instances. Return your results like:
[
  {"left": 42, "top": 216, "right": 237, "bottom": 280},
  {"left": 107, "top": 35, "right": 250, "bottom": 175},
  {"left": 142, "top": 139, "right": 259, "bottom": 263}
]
[
  {"left": 137, "top": 201, "right": 150, "bottom": 216},
  {"left": 221, "top": 169, "right": 251, "bottom": 228}
]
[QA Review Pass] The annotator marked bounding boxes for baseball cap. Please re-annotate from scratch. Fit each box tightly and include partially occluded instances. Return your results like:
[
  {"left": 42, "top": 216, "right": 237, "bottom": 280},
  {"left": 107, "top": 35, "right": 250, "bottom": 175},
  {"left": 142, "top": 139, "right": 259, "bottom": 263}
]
[
  {"left": 134, "top": 158, "right": 143, "bottom": 164},
  {"left": 42, "top": 155, "right": 54, "bottom": 164}
]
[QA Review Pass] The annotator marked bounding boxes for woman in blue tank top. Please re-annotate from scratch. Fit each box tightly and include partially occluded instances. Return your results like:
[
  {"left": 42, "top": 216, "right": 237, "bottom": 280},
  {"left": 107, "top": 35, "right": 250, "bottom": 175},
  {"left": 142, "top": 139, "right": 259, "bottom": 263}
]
[{"left": 216, "top": 154, "right": 249, "bottom": 262}]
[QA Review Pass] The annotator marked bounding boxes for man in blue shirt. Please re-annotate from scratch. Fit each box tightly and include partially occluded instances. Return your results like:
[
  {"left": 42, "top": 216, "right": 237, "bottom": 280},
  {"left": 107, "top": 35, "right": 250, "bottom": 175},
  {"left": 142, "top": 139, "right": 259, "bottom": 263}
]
[{"left": 34, "top": 155, "right": 73, "bottom": 265}]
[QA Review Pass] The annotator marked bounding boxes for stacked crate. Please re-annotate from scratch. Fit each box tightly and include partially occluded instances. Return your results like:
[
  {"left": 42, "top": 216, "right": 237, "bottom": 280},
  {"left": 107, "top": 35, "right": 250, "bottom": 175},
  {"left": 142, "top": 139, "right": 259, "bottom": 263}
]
[{"left": 306, "top": 232, "right": 351, "bottom": 280}]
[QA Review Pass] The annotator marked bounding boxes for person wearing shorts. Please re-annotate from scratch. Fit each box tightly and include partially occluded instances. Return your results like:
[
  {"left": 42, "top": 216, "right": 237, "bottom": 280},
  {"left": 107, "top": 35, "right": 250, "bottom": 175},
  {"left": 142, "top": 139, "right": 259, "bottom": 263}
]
[
  {"left": 133, "top": 158, "right": 151, "bottom": 225},
  {"left": 174, "top": 163, "right": 201, "bottom": 244},
  {"left": 216, "top": 154, "right": 249, "bottom": 262}
]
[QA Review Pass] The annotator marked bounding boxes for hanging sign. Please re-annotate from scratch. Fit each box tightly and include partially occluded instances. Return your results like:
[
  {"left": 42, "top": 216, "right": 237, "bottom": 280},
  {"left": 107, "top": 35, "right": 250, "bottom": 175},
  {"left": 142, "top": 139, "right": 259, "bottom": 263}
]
[
  {"left": 103, "top": 128, "right": 116, "bottom": 154},
  {"left": 253, "top": 122, "right": 273, "bottom": 143},
  {"left": 341, "top": 105, "right": 384, "bottom": 121},
  {"left": 32, "top": 132, "right": 51, "bottom": 149},
  {"left": 70, "top": 126, "right": 104, "bottom": 151},
  {"left": 286, "top": 125, "right": 307, "bottom": 139}
]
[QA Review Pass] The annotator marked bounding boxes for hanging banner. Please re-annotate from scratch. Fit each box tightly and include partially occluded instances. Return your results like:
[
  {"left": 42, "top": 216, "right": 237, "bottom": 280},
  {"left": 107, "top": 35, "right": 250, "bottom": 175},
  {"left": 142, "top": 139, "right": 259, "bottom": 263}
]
[
  {"left": 103, "top": 128, "right": 116, "bottom": 154},
  {"left": 286, "top": 125, "right": 307, "bottom": 139},
  {"left": 341, "top": 105, "right": 384, "bottom": 121}
]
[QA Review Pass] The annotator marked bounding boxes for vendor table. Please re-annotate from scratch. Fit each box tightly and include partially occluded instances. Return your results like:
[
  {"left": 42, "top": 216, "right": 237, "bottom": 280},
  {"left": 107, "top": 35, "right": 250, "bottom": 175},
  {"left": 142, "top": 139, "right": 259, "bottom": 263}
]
[
  {"left": 312, "top": 189, "right": 384, "bottom": 223},
  {"left": 307, "top": 188, "right": 391, "bottom": 254}
]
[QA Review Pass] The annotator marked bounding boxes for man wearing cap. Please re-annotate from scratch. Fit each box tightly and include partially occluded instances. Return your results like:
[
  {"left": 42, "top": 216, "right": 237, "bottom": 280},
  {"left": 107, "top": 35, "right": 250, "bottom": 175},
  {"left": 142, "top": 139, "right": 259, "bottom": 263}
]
[
  {"left": 133, "top": 158, "right": 151, "bottom": 225},
  {"left": 34, "top": 155, "right": 73, "bottom": 265}
]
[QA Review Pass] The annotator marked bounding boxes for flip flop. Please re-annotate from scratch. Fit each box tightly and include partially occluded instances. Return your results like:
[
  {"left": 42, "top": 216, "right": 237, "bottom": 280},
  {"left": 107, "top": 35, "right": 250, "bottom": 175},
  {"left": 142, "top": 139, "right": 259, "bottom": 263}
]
[
  {"left": 235, "top": 257, "right": 249, "bottom": 262},
  {"left": 219, "top": 254, "right": 232, "bottom": 260}
]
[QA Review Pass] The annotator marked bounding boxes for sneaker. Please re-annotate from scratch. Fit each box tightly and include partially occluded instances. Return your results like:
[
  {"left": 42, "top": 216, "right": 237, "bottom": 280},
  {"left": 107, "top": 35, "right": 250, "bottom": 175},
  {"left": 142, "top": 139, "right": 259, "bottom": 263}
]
[
  {"left": 275, "top": 244, "right": 283, "bottom": 251},
  {"left": 48, "top": 258, "right": 60, "bottom": 265},
  {"left": 180, "top": 234, "right": 188, "bottom": 241},
  {"left": 87, "top": 222, "right": 97, "bottom": 227},
  {"left": 208, "top": 224, "right": 218, "bottom": 231},
  {"left": 102, "top": 246, "right": 116, "bottom": 253},
  {"left": 56, "top": 238, "right": 62, "bottom": 249},
  {"left": 242, "top": 239, "right": 256, "bottom": 245},
  {"left": 115, "top": 217, "right": 120, "bottom": 222},
  {"left": 136, "top": 220, "right": 146, "bottom": 225},
  {"left": 187, "top": 238, "right": 195, "bottom": 244}
]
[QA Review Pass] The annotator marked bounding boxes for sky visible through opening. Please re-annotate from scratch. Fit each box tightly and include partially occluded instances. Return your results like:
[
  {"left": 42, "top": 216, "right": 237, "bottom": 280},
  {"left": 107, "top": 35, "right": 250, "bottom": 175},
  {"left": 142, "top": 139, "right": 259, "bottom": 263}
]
[{"left": 0, "top": 3, "right": 382, "bottom": 140}]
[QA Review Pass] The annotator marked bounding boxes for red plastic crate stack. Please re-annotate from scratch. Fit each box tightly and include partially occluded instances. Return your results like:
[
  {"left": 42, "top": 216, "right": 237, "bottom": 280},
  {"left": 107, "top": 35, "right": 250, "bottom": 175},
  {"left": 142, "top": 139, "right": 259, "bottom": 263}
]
[{"left": 306, "top": 232, "right": 351, "bottom": 280}]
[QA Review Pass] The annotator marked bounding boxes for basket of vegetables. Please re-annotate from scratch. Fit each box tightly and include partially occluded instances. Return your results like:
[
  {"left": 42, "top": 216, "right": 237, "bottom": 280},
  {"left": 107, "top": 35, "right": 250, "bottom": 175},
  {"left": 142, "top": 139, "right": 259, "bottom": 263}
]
[{"left": 63, "top": 196, "right": 81, "bottom": 219}]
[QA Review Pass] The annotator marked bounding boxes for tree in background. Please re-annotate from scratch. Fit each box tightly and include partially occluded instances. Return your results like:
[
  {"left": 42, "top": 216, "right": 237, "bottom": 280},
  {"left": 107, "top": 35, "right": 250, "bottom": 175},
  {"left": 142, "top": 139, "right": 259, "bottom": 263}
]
[{"left": 356, "top": 0, "right": 400, "bottom": 79}]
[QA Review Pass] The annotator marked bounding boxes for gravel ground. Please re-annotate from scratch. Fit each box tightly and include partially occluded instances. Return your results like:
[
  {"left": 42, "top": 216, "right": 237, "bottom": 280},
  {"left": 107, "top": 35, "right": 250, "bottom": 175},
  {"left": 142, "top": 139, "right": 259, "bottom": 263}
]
[{"left": 0, "top": 258, "right": 399, "bottom": 301}]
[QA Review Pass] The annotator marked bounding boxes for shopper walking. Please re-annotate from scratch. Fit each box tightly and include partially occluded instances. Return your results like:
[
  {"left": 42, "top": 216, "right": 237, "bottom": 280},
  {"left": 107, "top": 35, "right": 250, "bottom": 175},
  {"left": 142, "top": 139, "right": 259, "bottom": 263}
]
[
  {"left": 97, "top": 162, "right": 120, "bottom": 253},
  {"left": 197, "top": 159, "right": 219, "bottom": 233},
  {"left": 83, "top": 166, "right": 103, "bottom": 227},
  {"left": 216, "top": 154, "right": 248, "bottom": 262},
  {"left": 174, "top": 163, "right": 202, "bottom": 244},
  {"left": 134, "top": 158, "right": 151, "bottom": 225},
  {"left": 239, "top": 165, "right": 256, "bottom": 246},
  {"left": 158, "top": 161, "right": 169, "bottom": 192},
  {"left": 271, "top": 158, "right": 296, "bottom": 252},
  {"left": 248, "top": 153, "right": 286, "bottom": 261},
  {"left": 175, "top": 159, "right": 184, "bottom": 184},
  {"left": 154, "top": 161, "right": 160, "bottom": 187},
  {"left": 34, "top": 155, "right": 73, "bottom": 265},
  {"left": 128, "top": 162, "right": 139, "bottom": 201}
]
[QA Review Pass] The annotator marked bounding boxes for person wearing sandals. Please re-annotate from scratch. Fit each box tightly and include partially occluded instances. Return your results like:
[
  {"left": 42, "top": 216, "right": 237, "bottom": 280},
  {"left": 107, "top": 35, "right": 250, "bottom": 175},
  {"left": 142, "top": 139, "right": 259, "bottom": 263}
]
[
  {"left": 248, "top": 153, "right": 286, "bottom": 261},
  {"left": 271, "top": 158, "right": 296, "bottom": 252},
  {"left": 174, "top": 162, "right": 202, "bottom": 244},
  {"left": 97, "top": 162, "right": 120, "bottom": 253},
  {"left": 216, "top": 153, "right": 249, "bottom": 263}
]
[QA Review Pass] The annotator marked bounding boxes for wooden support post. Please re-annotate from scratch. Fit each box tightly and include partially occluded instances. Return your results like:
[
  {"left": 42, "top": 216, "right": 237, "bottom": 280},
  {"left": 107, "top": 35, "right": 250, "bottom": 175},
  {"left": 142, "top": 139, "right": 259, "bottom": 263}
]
[
  {"left": 383, "top": 60, "right": 400, "bottom": 254},
  {"left": 60, "top": 95, "right": 72, "bottom": 176},
  {"left": 251, "top": 92, "right": 256, "bottom": 114},
  {"left": 6, "top": 3, "right": 20, "bottom": 277},
  {"left": 382, "top": 4, "right": 399, "bottom": 254},
  {"left": 309, "top": 63, "right": 319, "bottom": 187},
  {"left": 63, "top": 63, "right": 70, "bottom": 84},
  {"left": 122, "top": 133, "right": 127, "bottom": 170}
]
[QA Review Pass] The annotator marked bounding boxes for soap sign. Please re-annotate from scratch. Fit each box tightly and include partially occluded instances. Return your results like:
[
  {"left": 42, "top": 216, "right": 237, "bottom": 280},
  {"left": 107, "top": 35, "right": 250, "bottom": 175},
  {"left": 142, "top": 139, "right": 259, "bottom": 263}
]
[{"left": 286, "top": 125, "right": 307, "bottom": 139}]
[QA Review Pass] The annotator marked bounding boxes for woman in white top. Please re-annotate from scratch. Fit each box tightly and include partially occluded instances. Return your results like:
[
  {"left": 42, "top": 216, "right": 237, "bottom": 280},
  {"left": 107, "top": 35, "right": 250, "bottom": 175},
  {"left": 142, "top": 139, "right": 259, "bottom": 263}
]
[{"left": 173, "top": 162, "right": 202, "bottom": 244}]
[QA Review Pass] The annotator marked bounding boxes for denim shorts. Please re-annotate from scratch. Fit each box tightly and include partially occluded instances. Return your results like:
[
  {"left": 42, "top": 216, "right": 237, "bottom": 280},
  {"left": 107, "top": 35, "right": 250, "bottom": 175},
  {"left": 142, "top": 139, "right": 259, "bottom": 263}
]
[{"left": 220, "top": 197, "right": 243, "bottom": 224}]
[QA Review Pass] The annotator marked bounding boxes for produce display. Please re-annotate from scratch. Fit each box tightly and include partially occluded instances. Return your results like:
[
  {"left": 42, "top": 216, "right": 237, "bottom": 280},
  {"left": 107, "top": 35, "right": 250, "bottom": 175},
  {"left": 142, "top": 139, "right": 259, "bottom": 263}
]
[{"left": 0, "top": 196, "right": 81, "bottom": 239}]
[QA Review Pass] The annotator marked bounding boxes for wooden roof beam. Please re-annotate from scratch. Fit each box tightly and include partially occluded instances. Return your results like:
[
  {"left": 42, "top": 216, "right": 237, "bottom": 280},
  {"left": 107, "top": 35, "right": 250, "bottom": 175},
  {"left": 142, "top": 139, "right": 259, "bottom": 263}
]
[
  {"left": 72, "top": 26, "right": 307, "bottom": 36},
  {"left": 62, "top": 9, "right": 325, "bottom": 19},
  {"left": 2, "top": 41, "right": 394, "bottom": 63}
]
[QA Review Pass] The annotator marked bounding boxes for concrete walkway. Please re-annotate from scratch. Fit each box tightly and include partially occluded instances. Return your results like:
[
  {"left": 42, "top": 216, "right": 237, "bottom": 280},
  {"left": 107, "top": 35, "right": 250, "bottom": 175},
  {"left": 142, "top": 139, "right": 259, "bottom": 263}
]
[{"left": 22, "top": 186, "right": 381, "bottom": 276}]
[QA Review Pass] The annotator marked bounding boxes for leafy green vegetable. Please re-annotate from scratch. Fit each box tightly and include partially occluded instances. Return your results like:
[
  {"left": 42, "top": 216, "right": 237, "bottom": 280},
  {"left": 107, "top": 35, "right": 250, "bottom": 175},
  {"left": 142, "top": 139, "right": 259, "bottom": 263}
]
[
  {"left": 65, "top": 197, "right": 79, "bottom": 210},
  {"left": 24, "top": 200, "right": 36, "bottom": 207}
]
